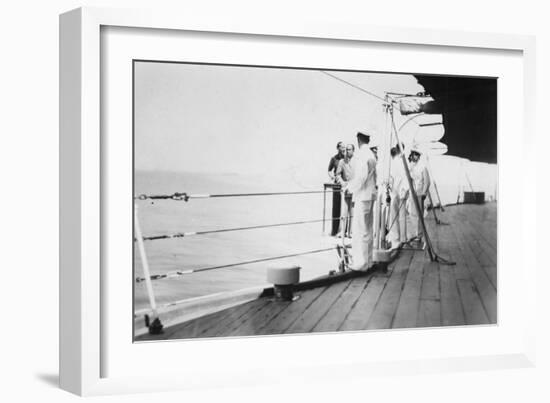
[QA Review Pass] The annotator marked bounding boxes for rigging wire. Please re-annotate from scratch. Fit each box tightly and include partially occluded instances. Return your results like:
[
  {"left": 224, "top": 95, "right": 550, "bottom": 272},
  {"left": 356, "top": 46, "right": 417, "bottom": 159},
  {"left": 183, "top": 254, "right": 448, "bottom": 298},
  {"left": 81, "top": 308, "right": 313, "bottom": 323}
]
[
  {"left": 140, "top": 215, "right": 350, "bottom": 241},
  {"left": 135, "top": 247, "right": 338, "bottom": 282},
  {"left": 320, "top": 70, "right": 426, "bottom": 136},
  {"left": 319, "top": 71, "right": 387, "bottom": 102}
]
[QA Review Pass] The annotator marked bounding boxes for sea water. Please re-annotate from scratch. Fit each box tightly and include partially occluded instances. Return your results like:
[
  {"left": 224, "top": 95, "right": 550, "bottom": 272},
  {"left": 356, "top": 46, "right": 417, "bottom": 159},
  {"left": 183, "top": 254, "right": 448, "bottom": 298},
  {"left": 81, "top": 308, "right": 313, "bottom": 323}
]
[
  {"left": 133, "top": 162, "right": 497, "bottom": 311},
  {"left": 134, "top": 171, "right": 338, "bottom": 311}
]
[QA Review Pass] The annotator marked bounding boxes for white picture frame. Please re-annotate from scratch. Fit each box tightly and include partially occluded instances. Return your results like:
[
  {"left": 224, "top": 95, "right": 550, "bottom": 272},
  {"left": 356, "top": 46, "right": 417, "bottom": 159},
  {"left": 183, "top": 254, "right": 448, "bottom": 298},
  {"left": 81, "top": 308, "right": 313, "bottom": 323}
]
[{"left": 59, "top": 6, "right": 537, "bottom": 396}]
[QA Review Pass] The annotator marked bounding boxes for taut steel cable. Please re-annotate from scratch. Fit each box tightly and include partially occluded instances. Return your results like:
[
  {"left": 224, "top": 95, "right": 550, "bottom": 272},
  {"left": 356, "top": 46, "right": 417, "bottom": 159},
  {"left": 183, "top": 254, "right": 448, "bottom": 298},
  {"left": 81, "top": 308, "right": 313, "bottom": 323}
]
[{"left": 135, "top": 246, "right": 342, "bottom": 282}]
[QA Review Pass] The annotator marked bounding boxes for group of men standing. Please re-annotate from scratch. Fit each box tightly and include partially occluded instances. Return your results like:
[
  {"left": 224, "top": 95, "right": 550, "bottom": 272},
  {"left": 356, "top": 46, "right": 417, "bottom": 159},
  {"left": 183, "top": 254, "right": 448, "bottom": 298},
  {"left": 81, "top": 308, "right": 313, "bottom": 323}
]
[{"left": 327, "top": 130, "right": 431, "bottom": 272}]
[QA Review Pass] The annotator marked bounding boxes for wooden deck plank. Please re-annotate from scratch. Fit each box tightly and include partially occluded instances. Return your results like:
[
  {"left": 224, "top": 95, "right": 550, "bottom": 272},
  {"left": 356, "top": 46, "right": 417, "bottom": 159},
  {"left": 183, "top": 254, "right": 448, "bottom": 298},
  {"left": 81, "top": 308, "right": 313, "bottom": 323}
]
[
  {"left": 439, "top": 263, "right": 466, "bottom": 326},
  {"left": 465, "top": 217, "right": 497, "bottom": 292},
  {"left": 416, "top": 261, "right": 441, "bottom": 327},
  {"left": 470, "top": 240, "right": 497, "bottom": 290},
  {"left": 428, "top": 215, "right": 466, "bottom": 327},
  {"left": 483, "top": 265, "right": 497, "bottom": 293},
  {"left": 467, "top": 212, "right": 497, "bottom": 251},
  {"left": 141, "top": 298, "right": 266, "bottom": 340},
  {"left": 468, "top": 240, "right": 494, "bottom": 266},
  {"left": 450, "top": 219, "right": 497, "bottom": 323},
  {"left": 285, "top": 280, "right": 352, "bottom": 334},
  {"left": 392, "top": 251, "right": 424, "bottom": 328},
  {"left": 472, "top": 233, "right": 497, "bottom": 260},
  {"left": 473, "top": 238, "right": 497, "bottom": 266},
  {"left": 467, "top": 268, "right": 497, "bottom": 323},
  {"left": 456, "top": 279, "right": 490, "bottom": 325},
  {"left": 312, "top": 277, "right": 368, "bottom": 332},
  {"left": 256, "top": 287, "right": 327, "bottom": 335},
  {"left": 366, "top": 271, "right": 407, "bottom": 329},
  {"left": 365, "top": 252, "right": 414, "bottom": 330},
  {"left": 473, "top": 228, "right": 497, "bottom": 253},
  {"left": 457, "top": 206, "right": 497, "bottom": 251},
  {"left": 339, "top": 274, "right": 388, "bottom": 331},
  {"left": 227, "top": 300, "right": 292, "bottom": 337},
  {"left": 447, "top": 219, "right": 482, "bottom": 276},
  {"left": 206, "top": 299, "right": 271, "bottom": 337},
  {"left": 454, "top": 216, "right": 497, "bottom": 289}
]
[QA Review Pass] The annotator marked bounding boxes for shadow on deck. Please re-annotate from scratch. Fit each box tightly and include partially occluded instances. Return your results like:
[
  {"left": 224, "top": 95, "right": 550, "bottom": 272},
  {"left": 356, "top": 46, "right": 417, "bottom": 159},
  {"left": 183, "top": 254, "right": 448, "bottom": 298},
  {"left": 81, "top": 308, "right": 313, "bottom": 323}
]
[{"left": 137, "top": 203, "right": 497, "bottom": 341}]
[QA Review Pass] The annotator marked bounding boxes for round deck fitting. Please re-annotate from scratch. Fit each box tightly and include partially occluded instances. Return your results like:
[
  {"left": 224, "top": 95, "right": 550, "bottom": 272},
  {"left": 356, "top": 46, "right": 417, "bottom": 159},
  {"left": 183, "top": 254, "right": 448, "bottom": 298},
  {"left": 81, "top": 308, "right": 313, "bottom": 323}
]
[
  {"left": 267, "top": 265, "right": 301, "bottom": 301},
  {"left": 373, "top": 248, "right": 392, "bottom": 262}
]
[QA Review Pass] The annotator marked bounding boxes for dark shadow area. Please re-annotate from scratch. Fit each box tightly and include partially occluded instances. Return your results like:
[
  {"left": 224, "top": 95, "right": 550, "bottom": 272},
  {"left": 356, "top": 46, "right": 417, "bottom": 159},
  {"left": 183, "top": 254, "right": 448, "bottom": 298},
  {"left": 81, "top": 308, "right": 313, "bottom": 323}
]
[
  {"left": 35, "top": 373, "right": 59, "bottom": 388},
  {"left": 415, "top": 75, "right": 497, "bottom": 164}
]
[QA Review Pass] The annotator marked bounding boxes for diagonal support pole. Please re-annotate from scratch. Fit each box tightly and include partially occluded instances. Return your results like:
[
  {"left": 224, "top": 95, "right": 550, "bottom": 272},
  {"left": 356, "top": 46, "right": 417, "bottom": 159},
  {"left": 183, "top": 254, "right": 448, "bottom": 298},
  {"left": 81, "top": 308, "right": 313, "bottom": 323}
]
[
  {"left": 134, "top": 204, "right": 164, "bottom": 334},
  {"left": 387, "top": 103, "right": 454, "bottom": 265}
]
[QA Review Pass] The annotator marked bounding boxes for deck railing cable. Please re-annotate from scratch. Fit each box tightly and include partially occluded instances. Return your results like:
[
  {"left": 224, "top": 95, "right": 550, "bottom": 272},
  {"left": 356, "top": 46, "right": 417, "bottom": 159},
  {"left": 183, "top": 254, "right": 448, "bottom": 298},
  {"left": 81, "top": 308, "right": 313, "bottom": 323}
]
[
  {"left": 136, "top": 189, "right": 339, "bottom": 201},
  {"left": 134, "top": 211, "right": 353, "bottom": 281},
  {"left": 135, "top": 246, "right": 341, "bottom": 283},
  {"left": 140, "top": 216, "right": 349, "bottom": 241}
]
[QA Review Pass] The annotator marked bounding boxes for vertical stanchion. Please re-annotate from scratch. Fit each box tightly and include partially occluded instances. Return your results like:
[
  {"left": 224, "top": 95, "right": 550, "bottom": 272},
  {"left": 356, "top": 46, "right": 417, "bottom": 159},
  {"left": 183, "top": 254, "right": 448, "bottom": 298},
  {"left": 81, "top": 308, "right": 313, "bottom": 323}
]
[
  {"left": 375, "top": 99, "right": 393, "bottom": 250},
  {"left": 322, "top": 185, "right": 327, "bottom": 234},
  {"left": 134, "top": 203, "right": 163, "bottom": 334},
  {"left": 340, "top": 189, "right": 347, "bottom": 272}
]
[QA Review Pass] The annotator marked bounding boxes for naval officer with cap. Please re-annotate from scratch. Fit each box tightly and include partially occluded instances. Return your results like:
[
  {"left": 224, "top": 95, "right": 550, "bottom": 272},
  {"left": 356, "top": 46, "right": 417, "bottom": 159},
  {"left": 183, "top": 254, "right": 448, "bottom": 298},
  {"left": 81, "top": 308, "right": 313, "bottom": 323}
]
[{"left": 345, "top": 130, "right": 378, "bottom": 271}]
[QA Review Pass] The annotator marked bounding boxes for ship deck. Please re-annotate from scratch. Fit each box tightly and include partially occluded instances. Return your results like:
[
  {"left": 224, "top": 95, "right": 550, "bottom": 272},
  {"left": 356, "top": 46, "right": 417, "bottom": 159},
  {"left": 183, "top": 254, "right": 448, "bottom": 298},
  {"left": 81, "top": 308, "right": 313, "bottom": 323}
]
[{"left": 137, "top": 203, "right": 497, "bottom": 341}]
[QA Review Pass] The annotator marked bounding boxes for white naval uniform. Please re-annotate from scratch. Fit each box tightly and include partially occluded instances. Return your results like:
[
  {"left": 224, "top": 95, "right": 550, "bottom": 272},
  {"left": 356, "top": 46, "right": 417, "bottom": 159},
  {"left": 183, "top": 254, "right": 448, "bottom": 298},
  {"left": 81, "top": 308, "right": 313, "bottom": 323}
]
[
  {"left": 409, "top": 160, "right": 431, "bottom": 239},
  {"left": 388, "top": 156, "right": 409, "bottom": 246},
  {"left": 346, "top": 145, "right": 377, "bottom": 271}
]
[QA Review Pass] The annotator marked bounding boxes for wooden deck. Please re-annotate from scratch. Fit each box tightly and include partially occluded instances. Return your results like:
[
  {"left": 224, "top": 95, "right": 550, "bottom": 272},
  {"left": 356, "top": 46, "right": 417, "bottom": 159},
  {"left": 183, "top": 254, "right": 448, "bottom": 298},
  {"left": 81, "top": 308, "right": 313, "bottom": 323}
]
[{"left": 137, "top": 203, "right": 497, "bottom": 341}]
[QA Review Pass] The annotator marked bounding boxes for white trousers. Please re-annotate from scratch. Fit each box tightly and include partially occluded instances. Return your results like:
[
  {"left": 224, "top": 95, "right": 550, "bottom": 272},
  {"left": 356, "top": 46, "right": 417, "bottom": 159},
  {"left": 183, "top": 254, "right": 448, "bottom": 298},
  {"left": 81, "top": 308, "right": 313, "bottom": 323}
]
[
  {"left": 388, "top": 193, "right": 408, "bottom": 245},
  {"left": 351, "top": 200, "right": 374, "bottom": 271},
  {"left": 340, "top": 192, "right": 353, "bottom": 237},
  {"left": 409, "top": 194, "right": 425, "bottom": 239}
]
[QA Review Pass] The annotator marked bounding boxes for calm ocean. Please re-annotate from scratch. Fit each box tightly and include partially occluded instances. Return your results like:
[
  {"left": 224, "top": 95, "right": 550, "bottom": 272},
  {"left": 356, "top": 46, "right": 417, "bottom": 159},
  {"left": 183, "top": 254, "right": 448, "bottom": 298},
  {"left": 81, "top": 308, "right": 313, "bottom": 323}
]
[{"left": 134, "top": 171, "right": 338, "bottom": 311}]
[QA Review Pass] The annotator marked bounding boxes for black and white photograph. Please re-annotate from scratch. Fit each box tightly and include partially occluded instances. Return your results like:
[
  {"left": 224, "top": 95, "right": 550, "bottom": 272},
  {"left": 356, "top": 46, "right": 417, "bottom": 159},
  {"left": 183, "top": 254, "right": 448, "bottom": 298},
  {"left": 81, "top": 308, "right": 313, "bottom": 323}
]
[{"left": 133, "top": 61, "right": 497, "bottom": 341}]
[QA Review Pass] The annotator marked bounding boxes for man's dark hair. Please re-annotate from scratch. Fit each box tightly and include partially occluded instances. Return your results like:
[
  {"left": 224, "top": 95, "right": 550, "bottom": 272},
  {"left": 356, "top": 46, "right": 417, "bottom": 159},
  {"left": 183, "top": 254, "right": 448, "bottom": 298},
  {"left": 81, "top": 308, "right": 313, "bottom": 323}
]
[
  {"left": 336, "top": 141, "right": 344, "bottom": 149},
  {"left": 391, "top": 143, "right": 404, "bottom": 157},
  {"left": 356, "top": 131, "right": 370, "bottom": 144},
  {"left": 408, "top": 150, "right": 420, "bottom": 162}
]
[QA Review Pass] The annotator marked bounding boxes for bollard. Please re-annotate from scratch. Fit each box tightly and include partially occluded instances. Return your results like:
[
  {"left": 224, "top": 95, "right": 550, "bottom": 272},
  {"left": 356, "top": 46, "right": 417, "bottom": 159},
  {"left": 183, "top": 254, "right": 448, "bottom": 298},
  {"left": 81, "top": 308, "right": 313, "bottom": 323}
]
[{"left": 266, "top": 265, "right": 301, "bottom": 301}]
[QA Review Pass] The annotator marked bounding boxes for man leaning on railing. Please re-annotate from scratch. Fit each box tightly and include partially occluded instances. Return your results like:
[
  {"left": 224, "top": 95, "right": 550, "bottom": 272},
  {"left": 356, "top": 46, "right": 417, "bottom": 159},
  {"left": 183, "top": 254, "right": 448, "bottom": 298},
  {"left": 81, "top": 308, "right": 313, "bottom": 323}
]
[{"left": 335, "top": 144, "right": 355, "bottom": 238}]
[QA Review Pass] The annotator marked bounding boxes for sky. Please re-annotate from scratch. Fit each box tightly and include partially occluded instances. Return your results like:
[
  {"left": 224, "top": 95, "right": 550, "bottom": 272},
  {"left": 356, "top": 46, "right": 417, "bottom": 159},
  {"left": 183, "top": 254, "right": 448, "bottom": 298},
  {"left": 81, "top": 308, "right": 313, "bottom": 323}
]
[
  {"left": 134, "top": 61, "right": 425, "bottom": 186},
  {"left": 133, "top": 61, "right": 496, "bottom": 188}
]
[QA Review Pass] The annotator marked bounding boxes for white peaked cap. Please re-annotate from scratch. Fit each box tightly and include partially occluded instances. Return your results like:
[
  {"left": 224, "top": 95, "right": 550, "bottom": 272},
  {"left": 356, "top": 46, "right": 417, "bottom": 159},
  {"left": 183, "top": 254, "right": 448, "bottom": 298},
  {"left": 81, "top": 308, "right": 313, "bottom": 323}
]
[
  {"left": 357, "top": 128, "right": 373, "bottom": 139},
  {"left": 357, "top": 128, "right": 380, "bottom": 148}
]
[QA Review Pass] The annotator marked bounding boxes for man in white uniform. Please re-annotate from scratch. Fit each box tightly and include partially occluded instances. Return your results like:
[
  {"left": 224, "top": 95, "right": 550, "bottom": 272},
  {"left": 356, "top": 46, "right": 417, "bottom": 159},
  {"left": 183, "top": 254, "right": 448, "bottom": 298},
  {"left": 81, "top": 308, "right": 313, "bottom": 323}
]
[
  {"left": 388, "top": 145, "right": 409, "bottom": 248},
  {"left": 345, "top": 130, "right": 378, "bottom": 271},
  {"left": 408, "top": 148, "right": 431, "bottom": 242}
]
